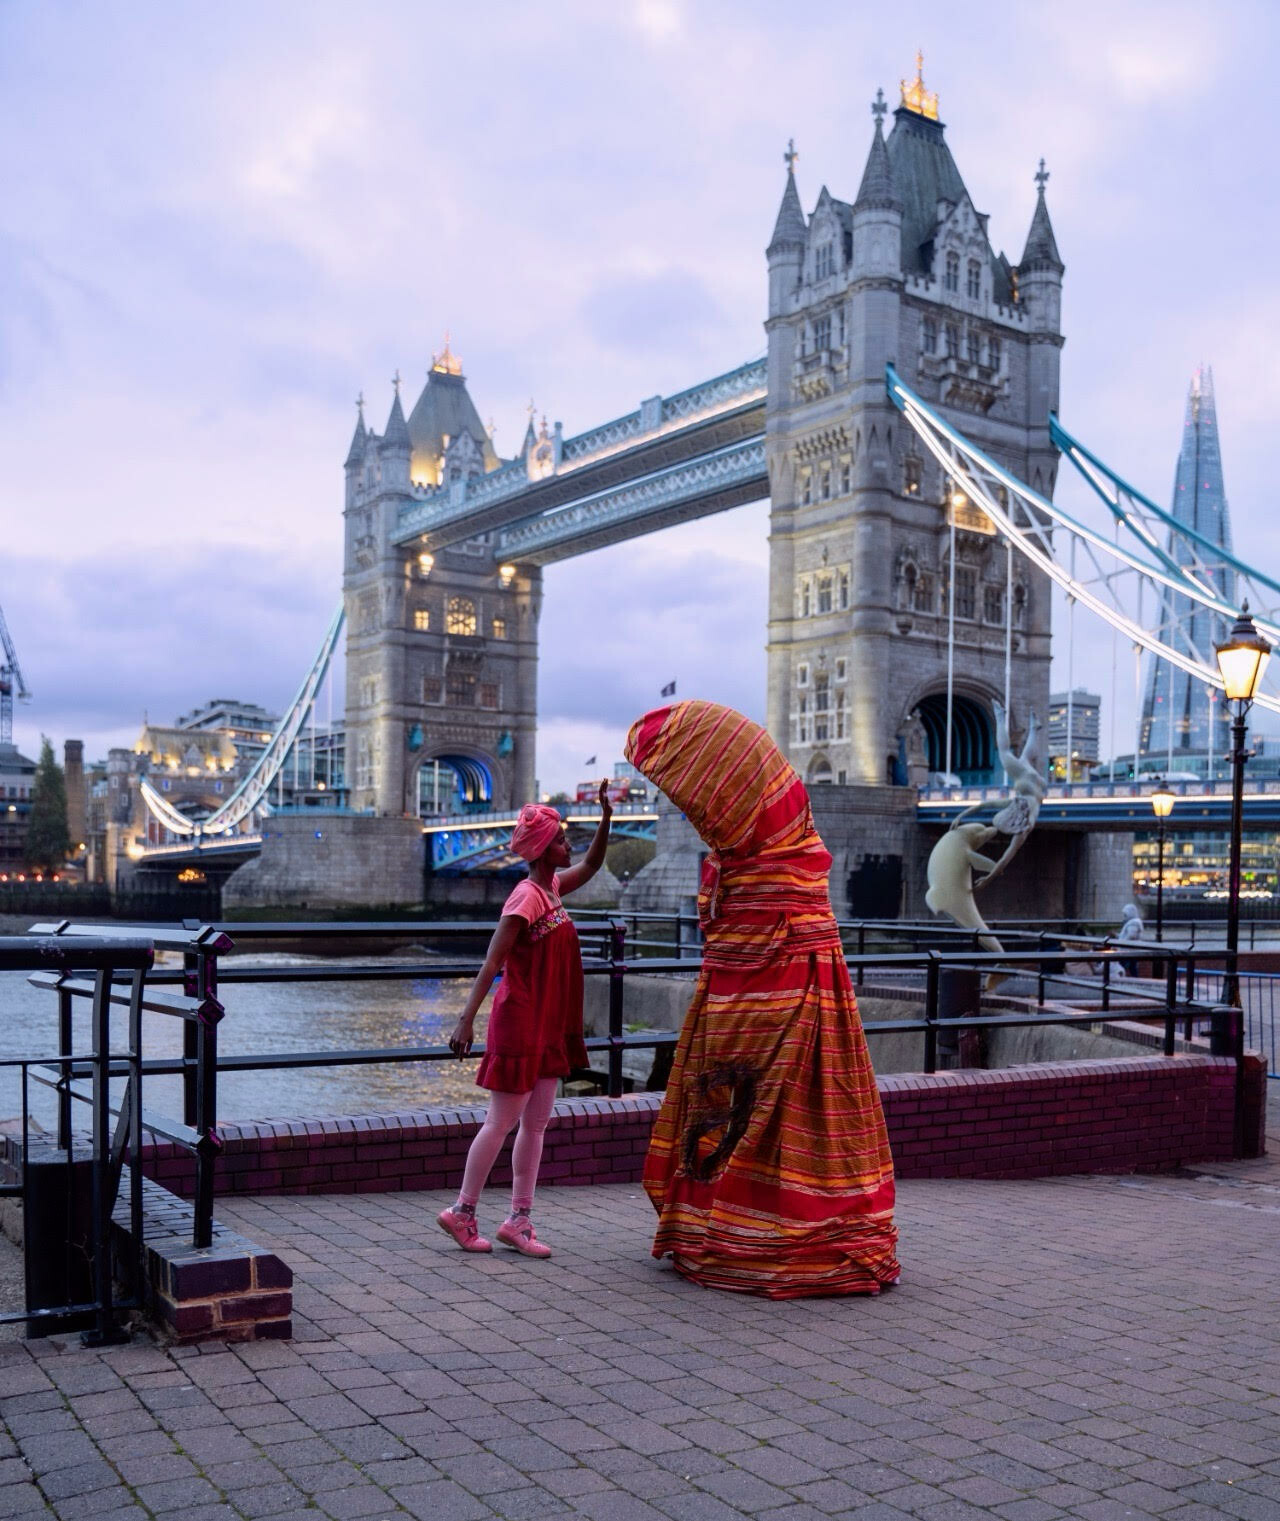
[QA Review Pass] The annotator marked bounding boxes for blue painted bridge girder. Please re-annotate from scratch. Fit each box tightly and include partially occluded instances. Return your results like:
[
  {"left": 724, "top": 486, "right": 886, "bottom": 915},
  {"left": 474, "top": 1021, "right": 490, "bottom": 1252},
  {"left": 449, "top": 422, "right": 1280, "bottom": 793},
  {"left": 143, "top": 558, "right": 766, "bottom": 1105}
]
[{"left": 424, "top": 808, "right": 658, "bottom": 875}]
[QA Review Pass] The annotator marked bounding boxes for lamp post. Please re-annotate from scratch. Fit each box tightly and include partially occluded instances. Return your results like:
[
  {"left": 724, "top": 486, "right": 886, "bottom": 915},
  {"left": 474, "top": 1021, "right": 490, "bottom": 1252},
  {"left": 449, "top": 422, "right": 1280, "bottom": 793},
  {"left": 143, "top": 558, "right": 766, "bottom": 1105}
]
[
  {"left": 1215, "top": 603, "right": 1273, "bottom": 1005},
  {"left": 1150, "top": 782, "right": 1175, "bottom": 942}
]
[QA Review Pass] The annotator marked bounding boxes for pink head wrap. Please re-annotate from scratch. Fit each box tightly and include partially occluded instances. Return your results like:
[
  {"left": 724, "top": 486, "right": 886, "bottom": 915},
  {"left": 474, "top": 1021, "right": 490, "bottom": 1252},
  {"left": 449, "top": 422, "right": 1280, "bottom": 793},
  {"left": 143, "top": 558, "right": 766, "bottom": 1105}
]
[{"left": 511, "top": 803, "right": 564, "bottom": 862}]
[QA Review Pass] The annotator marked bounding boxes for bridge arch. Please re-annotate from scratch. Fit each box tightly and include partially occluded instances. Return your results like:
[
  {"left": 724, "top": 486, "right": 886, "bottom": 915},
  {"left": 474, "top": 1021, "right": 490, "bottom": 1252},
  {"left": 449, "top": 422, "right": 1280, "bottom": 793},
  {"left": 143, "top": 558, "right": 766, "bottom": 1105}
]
[
  {"left": 417, "top": 752, "right": 495, "bottom": 816},
  {"left": 806, "top": 753, "right": 833, "bottom": 786},
  {"left": 911, "top": 692, "right": 996, "bottom": 785}
]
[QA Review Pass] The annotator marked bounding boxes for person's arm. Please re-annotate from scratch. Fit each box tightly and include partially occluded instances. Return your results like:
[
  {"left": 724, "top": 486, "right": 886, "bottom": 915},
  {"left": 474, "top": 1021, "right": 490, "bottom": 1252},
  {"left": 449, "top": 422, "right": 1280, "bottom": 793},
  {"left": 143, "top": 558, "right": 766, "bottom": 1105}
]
[
  {"left": 558, "top": 779, "right": 614, "bottom": 895},
  {"left": 449, "top": 914, "right": 525, "bottom": 1057}
]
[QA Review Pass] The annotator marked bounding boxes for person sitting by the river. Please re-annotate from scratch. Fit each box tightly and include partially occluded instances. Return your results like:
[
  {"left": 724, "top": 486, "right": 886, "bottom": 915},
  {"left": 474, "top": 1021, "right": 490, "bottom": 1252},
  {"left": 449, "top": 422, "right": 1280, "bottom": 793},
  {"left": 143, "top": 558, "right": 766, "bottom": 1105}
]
[
  {"left": 1115, "top": 902, "right": 1144, "bottom": 977},
  {"left": 437, "top": 786, "right": 613, "bottom": 1257}
]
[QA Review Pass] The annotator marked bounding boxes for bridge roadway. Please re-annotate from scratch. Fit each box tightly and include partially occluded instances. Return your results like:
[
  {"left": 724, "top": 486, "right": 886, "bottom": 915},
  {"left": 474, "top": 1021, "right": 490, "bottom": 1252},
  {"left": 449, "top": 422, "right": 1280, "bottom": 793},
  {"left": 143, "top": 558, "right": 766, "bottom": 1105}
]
[
  {"left": 135, "top": 781, "right": 1280, "bottom": 875},
  {"left": 392, "top": 359, "right": 766, "bottom": 563}
]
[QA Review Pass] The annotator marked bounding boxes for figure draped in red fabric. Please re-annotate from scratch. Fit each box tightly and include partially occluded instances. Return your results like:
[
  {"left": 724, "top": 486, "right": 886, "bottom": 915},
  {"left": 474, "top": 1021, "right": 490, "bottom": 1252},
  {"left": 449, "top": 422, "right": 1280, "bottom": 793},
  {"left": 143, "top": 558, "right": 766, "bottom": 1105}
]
[
  {"left": 437, "top": 785, "right": 612, "bottom": 1258},
  {"left": 625, "top": 699, "right": 900, "bottom": 1298}
]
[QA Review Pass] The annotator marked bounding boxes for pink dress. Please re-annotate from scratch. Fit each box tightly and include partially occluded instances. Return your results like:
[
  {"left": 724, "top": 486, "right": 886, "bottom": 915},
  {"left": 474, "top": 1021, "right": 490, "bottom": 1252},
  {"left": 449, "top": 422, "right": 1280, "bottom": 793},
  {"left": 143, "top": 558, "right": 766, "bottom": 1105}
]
[{"left": 475, "top": 874, "right": 589, "bottom": 1094}]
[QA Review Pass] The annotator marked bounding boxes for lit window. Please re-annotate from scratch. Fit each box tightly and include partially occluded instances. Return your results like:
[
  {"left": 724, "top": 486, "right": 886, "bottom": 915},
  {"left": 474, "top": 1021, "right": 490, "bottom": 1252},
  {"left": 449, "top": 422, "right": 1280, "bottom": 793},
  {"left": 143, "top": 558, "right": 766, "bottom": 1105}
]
[
  {"left": 945, "top": 251, "right": 959, "bottom": 292},
  {"left": 904, "top": 456, "right": 922, "bottom": 496},
  {"left": 945, "top": 323, "right": 959, "bottom": 358},
  {"left": 967, "top": 330, "right": 981, "bottom": 365},
  {"left": 922, "top": 317, "right": 937, "bottom": 354},
  {"left": 491, "top": 616, "right": 507, "bottom": 639},
  {"left": 423, "top": 677, "right": 443, "bottom": 704},
  {"left": 445, "top": 597, "right": 477, "bottom": 636},
  {"left": 446, "top": 670, "right": 477, "bottom": 706},
  {"left": 966, "top": 260, "right": 981, "bottom": 299},
  {"left": 414, "top": 608, "right": 430, "bottom": 631}
]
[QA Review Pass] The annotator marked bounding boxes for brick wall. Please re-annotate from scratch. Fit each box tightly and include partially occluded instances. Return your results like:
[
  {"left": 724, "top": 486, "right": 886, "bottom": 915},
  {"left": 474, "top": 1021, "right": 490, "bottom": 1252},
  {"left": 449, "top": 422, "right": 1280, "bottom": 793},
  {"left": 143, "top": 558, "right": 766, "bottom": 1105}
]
[{"left": 141, "top": 1055, "right": 1263, "bottom": 1201}]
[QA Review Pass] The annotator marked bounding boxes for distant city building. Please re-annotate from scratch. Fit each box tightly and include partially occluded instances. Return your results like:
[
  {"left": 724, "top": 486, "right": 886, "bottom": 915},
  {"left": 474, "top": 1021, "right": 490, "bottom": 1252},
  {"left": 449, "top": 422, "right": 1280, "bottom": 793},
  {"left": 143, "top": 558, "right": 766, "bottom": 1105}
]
[
  {"left": 176, "top": 697, "right": 281, "bottom": 771},
  {"left": 1139, "top": 369, "right": 1233, "bottom": 763},
  {"left": 0, "top": 742, "right": 36, "bottom": 871},
  {"left": 1048, "top": 689, "right": 1100, "bottom": 780}
]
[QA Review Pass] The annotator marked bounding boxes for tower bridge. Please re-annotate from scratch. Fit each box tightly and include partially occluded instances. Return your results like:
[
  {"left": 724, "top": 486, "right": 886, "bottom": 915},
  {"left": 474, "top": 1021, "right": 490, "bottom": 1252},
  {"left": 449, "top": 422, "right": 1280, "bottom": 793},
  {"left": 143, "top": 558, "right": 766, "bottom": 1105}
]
[{"left": 133, "top": 58, "right": 1280, "bottom": 920}]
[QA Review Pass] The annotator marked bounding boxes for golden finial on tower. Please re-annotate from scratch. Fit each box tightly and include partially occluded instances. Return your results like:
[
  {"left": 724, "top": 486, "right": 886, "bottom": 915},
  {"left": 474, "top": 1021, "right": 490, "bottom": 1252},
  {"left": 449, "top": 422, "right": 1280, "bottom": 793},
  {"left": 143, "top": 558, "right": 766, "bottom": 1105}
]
[
  {"left": 900, "top": 49, "right": 939, "bottom": 121},
  {"left": 431, "top": 331, "right": 463, "bottom": 376}
]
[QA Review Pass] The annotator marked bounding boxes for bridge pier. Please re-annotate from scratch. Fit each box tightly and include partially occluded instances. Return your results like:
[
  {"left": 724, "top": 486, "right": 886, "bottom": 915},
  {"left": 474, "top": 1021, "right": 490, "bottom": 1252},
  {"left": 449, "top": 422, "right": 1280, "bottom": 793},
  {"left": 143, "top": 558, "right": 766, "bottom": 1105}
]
[{"left": 223, "top": 814, "right": 424, "bottom": 913}]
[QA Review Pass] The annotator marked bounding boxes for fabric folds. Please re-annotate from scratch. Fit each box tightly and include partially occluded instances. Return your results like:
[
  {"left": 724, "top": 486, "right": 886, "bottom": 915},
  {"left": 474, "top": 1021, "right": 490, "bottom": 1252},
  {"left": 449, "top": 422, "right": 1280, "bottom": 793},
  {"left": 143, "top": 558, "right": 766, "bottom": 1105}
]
[{"left": 624, "top": 700, "right": 900, "bottom": 1298}]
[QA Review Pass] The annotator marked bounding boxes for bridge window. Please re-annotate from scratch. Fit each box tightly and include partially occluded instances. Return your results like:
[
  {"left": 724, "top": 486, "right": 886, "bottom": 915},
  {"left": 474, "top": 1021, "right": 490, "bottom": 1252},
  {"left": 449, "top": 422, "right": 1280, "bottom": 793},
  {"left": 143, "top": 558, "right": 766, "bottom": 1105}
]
[
  {"left": 815, "top": 243, "right": 834, "bottom": 280},
  {"left": 945, "top": 323, "right": 959, "bottom": 359},
  {"left": 361, "top": 678, "right": 378, "bottom": 707},
  {"left": 491, "top": 616, "right": 507, "bottom": 639},
  {"left": 423, "top": 677, "right": 443, "bottom": 704},
  {"left": 903, "top": 456, "right": 922, "bottom": 496},
  {"left": 840, "top": 457, "right": 852, "bottom": 494},
  {"left": 796, "top": 662, "right": 810, "bottom": 688},
  {"left": 817, "top": 575, "right": 833, "bottom": 614},
  {"left": 983, "top": 585, "right": 1004, "bottom": 623},
  {"left": 987, "top": 335, "right": 1001, "bottom": 370},
  {"left": 954, "top": 567, "right": 976, "bottom": 620},
  {"left": 414, "top": 608, "right": 431, "bottom": 631},
  {"left": 798, "top": 577, "right": 811, "bottom": 617},
  {"left": 814, "top": 675, "right": 830, "bottom": 741},
  {"left": 966, "top": 259, "right": 981, "bottom": 299},
  {"left": 835, "top": 657, "right": 847, "bottom": 681},
  {"left": 479, "top": 682, "right": 500, "bottom": 709},
  {"left": 813, "top": 314, "right": 832, "bottom": 351},
  {"left": 446, "top": 671, "right": 477, "bottom": 707},
  {"left": 801, "top": 469, "right": 813, "bottom": 506},
  {"left": 446, "top": 597, "right": 477, "bottom": 636},
  {"left": 795, "top": 695, "right": 809, "bottom": 745},
  {"left": 944, "top": 251, "right": 959, "bottom": 292},
  {"left": 820, "top": 465, "right": 832, "bottom": 500},
  {"left": 922, "top": 317, "right": 937, "bottom": 354},
  {"left": 913, "top": 573, "right": 934, "bottom": 614},
  {"left": 838, "top": 570, "right": 850, "bottom": 609},
  {"left": 966, "top": 330, "right": 981, "bottom": 365}
]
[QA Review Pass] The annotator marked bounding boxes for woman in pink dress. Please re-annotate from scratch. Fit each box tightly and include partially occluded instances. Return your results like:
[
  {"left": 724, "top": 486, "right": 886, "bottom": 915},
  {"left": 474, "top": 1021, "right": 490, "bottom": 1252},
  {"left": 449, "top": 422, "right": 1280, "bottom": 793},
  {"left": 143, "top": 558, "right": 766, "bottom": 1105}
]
[{"left": 437, "top": 784, "right": 613, "bottom": 1257}]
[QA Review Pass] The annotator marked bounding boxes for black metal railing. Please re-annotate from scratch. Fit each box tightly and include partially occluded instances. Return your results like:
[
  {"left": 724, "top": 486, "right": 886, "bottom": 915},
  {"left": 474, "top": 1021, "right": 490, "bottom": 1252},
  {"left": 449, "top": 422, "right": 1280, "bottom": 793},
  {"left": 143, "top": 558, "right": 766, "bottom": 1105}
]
[
  {"left": 19, "top": 917, "right": 1264, "bottom": 1260},
  {"left": 0, "top": 933, "right": 154, "bottom": 1344}
]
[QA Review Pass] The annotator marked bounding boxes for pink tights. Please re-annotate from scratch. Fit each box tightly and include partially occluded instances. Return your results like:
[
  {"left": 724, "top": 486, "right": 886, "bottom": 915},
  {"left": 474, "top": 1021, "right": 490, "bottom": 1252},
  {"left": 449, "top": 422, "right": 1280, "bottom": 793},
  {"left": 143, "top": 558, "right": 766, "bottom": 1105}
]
[{"left": 458, "top": 1076, "right": 558, "bottom": 1215}]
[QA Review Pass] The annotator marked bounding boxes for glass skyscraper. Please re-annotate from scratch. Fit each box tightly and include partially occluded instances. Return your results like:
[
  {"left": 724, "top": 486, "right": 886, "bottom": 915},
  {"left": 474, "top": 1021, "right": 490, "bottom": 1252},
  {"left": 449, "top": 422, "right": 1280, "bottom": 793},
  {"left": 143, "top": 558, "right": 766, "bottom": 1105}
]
[{"left": 1139, "top": 367, "right": 1235, "bottom": 764}]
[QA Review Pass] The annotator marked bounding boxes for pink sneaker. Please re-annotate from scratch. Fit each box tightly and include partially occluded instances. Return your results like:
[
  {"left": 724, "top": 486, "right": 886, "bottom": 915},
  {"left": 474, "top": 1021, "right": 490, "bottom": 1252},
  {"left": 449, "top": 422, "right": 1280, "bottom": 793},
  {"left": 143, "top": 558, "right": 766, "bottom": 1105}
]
[
  {"left": 436, "top": 1206, "right": 492, "bottom": 1253},
  {"left": 496, "top": 1213, "right": 552, "bottom": 1258}
]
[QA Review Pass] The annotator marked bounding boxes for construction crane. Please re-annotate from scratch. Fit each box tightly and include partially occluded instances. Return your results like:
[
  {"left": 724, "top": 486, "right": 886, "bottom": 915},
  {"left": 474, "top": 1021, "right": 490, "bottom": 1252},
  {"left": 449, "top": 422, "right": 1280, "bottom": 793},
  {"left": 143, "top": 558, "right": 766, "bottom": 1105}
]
[{"left": 0, "top": 599, "right": 30, "bottom": 746}]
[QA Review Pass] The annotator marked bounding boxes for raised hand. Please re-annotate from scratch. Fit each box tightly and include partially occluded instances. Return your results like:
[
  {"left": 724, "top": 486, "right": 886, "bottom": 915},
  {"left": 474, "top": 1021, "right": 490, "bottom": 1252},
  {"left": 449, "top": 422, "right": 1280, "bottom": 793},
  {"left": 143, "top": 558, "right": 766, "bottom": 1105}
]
[{"left": 597, "top": 778, "right": 614, "bottom": 820}]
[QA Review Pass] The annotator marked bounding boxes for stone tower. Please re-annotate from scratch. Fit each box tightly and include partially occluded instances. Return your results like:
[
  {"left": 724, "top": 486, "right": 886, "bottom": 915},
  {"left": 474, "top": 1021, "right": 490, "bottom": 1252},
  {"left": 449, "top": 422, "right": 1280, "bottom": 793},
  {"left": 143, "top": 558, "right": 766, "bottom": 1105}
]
[
  {"left": 342, "top": 342, "right": 540, "bottom": 817},
  {"left": 765, "top": 62, "right": 1062, "bottom": 787}
]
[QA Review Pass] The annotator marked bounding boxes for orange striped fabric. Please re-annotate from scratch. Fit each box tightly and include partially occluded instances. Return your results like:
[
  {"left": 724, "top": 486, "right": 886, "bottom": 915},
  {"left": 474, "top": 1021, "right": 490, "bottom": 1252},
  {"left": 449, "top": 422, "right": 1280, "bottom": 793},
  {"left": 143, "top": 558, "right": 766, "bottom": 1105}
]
[{"left": 624, "top": 700, "right": 900, "bottom": 1297}]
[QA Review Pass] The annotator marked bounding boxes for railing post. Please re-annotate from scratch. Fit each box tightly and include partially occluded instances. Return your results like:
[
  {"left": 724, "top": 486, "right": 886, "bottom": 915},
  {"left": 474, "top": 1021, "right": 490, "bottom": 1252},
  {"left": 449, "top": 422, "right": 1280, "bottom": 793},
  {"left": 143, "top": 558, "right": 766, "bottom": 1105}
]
[
  {"left": 1163, "top": 956, "right": 1178, "bottom": 1057},
  {"left": 192, "top": 938, "right": 224, "bottom": 1250},
  {"left": 924, "top": 954, "right": 939, "bottom": 1075},
  {"left": 57, "top": 981, "right": 72, "bottom": 1151},
  {"left": 181, "top": 949, "right": 199, "bottom": 1129},
  {"left": 1184, "top": 953, "right": 1196, "bottom": 1004},
  {"left": 84, "top": 965, "right": 126, "bottom": 1346},
  {"left": 607, "top": 919, "right": 626, "bottom": 1099},
  {"left": 1101, "top": 954, "right": 1111, "bottom": 1013}
]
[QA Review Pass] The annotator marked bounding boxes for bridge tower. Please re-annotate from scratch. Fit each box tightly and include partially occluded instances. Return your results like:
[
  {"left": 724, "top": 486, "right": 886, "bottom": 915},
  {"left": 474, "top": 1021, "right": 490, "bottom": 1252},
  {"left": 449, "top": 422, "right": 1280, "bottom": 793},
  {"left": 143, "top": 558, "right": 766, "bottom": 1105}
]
[
  {"left": 765, "top": 62, "right": 1061, "bottom": 788},
  {"left": 342, "top": 343, "right": 540, "bottom": 818}
]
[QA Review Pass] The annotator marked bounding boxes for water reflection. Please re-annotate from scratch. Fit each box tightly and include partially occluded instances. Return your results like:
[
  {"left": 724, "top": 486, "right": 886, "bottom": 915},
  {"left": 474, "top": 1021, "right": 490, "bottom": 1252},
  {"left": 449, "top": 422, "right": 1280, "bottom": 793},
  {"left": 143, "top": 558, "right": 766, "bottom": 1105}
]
[{"left": 0, "top": 952, "right": 494, "bottom": 1130}]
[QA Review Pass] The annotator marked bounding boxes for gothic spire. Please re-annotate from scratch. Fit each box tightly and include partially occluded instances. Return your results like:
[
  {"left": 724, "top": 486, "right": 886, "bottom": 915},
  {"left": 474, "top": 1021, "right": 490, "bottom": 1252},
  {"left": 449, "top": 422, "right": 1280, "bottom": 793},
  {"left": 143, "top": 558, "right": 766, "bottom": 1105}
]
[
  {"left": 344, "top": 393, "right": 367, "bottom": 468},
  {"left": 1020, "top": 159, "right": 1063, "bottom": 272},
  {"left": 381, "top": 387, "right": 411, "bottom": 452},
  {"left": 767, "top": 139, "right": 807, "bottom": 253},
  {"left": 854, "top": 88, "right": 900, "bottom": 211}
]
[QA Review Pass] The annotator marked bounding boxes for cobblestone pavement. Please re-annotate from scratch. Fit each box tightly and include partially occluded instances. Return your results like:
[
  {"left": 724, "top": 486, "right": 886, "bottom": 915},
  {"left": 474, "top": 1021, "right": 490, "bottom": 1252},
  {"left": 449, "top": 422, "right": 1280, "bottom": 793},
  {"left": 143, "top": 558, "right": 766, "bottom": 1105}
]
[{"left": 2, "top": 1143, "right": 1280, "bottom": 1521}]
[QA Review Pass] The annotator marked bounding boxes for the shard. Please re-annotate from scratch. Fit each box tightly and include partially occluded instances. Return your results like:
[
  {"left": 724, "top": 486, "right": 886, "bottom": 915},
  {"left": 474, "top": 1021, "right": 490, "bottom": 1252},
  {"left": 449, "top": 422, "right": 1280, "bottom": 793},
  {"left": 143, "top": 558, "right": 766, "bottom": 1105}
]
[{"left": 1139, "top": 367, "right": 1235, "bottom": 764}]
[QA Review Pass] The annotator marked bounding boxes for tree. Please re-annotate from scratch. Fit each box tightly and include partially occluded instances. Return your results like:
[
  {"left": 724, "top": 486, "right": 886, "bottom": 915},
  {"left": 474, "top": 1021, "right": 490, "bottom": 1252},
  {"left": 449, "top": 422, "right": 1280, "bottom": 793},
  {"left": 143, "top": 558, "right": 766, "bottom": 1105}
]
[
  {"left": 25, "top": 737, "right": 70, "bottom": 873},
  {"left": 606, "top": 838, "right": 655, "bottom": 881}
]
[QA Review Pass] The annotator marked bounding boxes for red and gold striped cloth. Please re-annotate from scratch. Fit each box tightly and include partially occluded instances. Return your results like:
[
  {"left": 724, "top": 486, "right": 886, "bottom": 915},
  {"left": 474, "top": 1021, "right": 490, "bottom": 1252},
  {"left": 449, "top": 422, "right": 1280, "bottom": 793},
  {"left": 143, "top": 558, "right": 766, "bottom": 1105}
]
[{"left": 624, "top": 700, "right": 899, "bottom": 1298}]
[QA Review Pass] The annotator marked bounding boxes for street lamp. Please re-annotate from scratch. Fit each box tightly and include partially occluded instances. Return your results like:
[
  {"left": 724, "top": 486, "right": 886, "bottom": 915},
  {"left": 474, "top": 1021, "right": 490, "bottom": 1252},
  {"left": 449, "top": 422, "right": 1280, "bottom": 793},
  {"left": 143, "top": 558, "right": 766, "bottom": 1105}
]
[
  {"left": 1150, "top": 782, "right": 1175, "bottom": 941},
  {"left": 1215, "top": 603, "right": 1273, "bottom": 1004}
]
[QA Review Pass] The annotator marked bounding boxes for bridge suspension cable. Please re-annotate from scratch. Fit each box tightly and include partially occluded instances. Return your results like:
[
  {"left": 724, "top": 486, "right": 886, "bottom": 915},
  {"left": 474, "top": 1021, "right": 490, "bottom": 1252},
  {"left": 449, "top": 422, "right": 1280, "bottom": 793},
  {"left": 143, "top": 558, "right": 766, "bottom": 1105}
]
[
  {"left": 886, "top": 366, "right": 1280, "bottom": 727},
  {"left": 139, "top": 600, "right": 345, "bottom": 838}
]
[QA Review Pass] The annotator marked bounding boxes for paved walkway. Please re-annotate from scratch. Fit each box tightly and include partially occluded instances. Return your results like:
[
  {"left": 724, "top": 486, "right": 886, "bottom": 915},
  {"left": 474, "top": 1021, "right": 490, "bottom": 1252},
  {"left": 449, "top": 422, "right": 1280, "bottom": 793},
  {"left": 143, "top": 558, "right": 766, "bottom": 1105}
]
[{"left": 2, "top": 1142, "right": 1280, "bottom": 1521}]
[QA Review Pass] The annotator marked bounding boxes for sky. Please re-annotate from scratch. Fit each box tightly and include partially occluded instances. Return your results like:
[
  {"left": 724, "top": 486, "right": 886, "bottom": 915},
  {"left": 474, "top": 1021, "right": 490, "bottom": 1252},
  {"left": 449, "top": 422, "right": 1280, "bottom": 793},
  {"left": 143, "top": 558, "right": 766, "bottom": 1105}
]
[{"left": 3, "top": 0, "right": 1280, "bottom": 791}]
